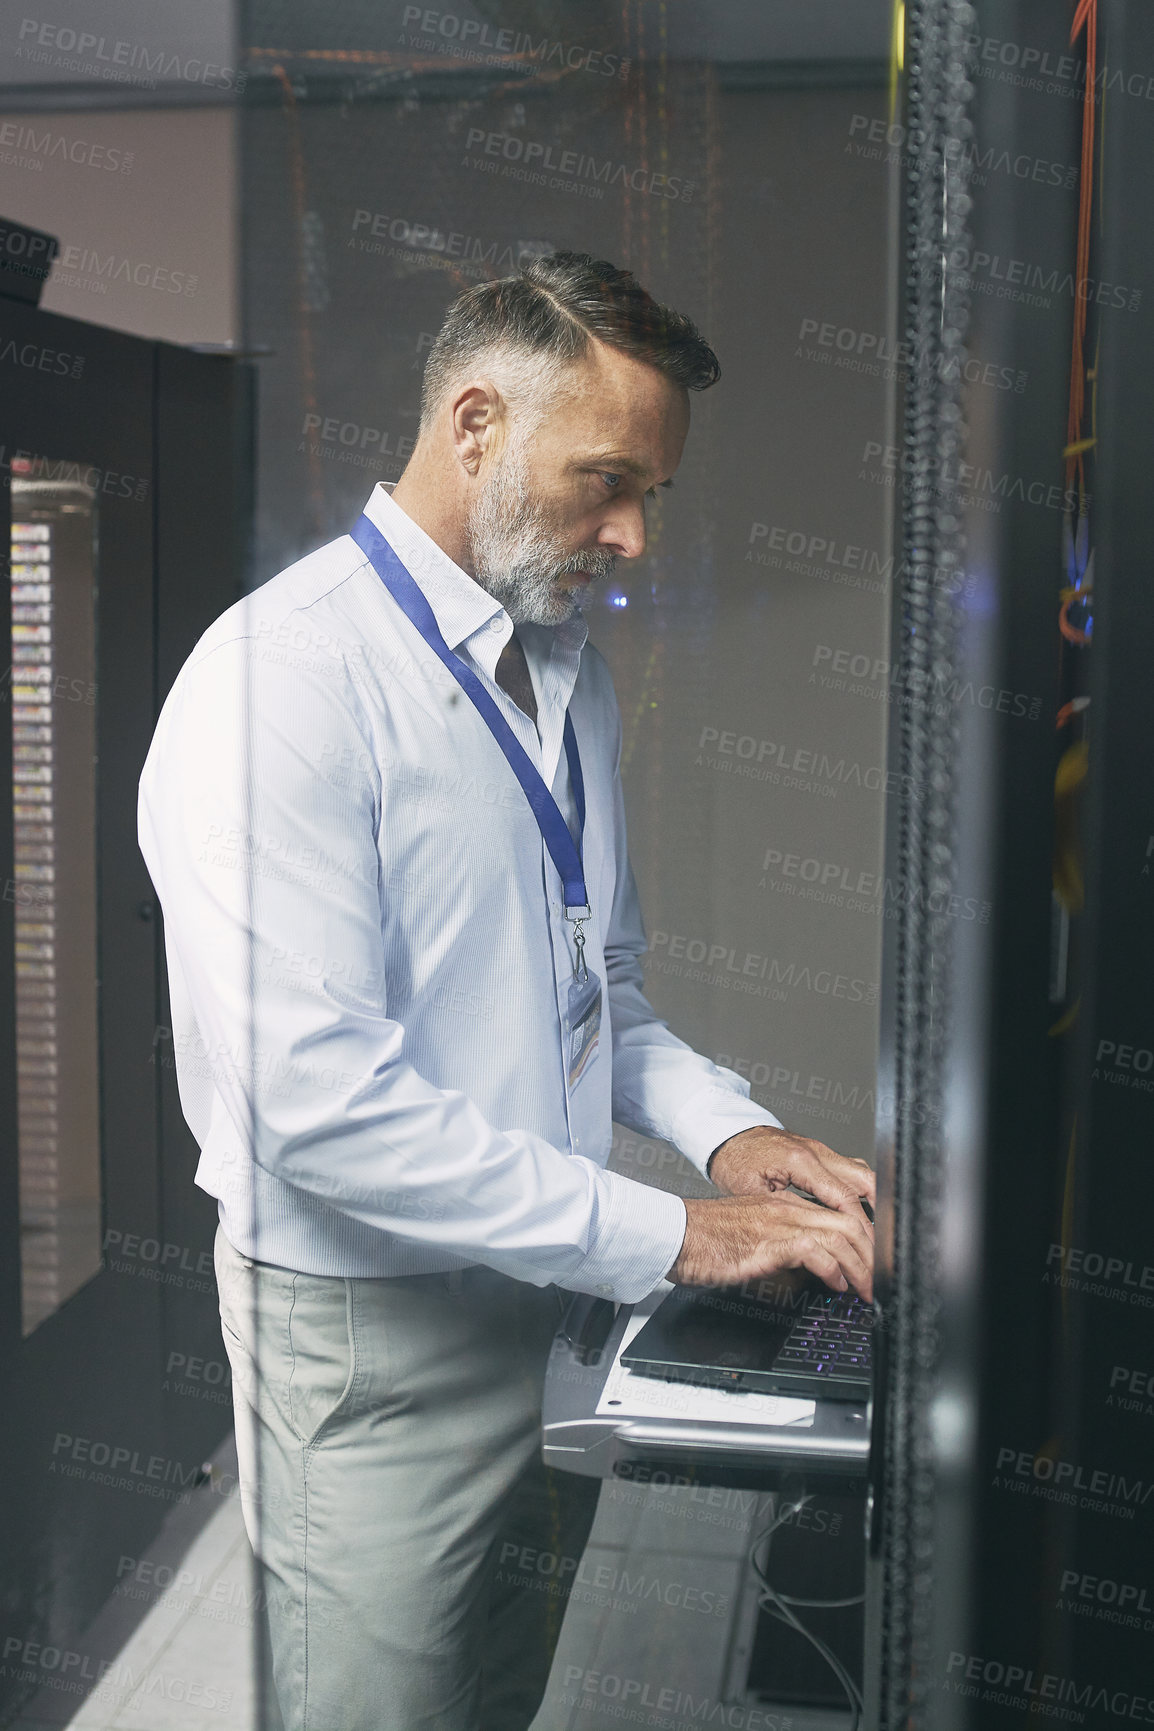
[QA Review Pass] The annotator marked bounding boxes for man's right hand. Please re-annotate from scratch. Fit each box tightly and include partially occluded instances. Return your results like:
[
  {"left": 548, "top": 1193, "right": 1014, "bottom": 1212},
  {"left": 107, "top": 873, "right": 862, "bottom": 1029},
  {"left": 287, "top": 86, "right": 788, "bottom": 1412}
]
[{"left": 666, "top": 1192, "right": 874, "bottom": 1302}]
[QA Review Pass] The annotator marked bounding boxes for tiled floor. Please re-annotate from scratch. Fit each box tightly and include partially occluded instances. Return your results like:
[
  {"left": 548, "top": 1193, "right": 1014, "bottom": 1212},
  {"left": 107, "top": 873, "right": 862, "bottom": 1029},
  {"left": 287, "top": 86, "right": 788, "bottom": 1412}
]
[
  {"left": 11, "top": 1435, "right": 854, "bottom": 1731},
  {"left": 10, "top": 1440, "right": 260, "bottom": 1731}
]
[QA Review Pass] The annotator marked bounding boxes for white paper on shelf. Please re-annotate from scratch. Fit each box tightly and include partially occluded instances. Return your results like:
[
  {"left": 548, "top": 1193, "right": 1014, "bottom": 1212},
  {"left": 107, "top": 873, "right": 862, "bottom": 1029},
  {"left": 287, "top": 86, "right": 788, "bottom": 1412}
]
[{"left": 594, "top": 1299, "right": 816, "bottom": 1429}]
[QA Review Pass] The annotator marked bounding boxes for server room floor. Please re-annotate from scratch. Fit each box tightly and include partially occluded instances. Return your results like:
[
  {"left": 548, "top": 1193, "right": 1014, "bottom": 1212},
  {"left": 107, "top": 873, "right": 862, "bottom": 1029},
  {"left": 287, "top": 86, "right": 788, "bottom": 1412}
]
[{"left": 9, "top": 1433, "right": 853, "bottom": 1731}]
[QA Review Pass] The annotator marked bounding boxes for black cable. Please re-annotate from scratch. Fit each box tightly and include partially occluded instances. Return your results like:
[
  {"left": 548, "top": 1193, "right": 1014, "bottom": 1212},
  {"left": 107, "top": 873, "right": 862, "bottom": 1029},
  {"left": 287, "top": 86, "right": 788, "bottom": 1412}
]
[
  {"left": 747, "top": 1497, "right": 864, "bottom": 1731},
  {"left": 775, "top": 1590, "right": 866, "bottom": 1609}
]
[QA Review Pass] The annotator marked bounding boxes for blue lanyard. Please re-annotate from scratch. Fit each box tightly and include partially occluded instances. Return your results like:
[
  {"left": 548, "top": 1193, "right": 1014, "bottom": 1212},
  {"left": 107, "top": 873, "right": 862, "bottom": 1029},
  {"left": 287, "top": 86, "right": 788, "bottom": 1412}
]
[{"left": 351, "top": 515, "right": 591, "bottom": 947}]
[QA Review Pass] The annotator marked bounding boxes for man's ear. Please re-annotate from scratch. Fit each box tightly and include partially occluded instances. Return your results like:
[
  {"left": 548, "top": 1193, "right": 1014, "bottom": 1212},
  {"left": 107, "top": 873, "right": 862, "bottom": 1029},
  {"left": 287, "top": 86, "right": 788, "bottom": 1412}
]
[{"left": 451, "top": 380, "right": 503, "bottom": 477}]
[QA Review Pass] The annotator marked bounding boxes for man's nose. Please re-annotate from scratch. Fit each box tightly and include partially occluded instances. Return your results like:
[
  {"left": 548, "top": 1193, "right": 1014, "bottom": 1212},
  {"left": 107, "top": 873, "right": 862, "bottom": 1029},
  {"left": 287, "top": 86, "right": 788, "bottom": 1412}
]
[{"left": 599, "top": 502, "right": 646, "bottom": 561}]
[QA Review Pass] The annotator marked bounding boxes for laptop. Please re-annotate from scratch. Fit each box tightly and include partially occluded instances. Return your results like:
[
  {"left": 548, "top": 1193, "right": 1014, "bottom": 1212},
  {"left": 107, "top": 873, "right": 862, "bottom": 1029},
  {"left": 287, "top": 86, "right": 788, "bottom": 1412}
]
[{"left": 620, "top": 1269, "right": 874, "bottom": 1401}]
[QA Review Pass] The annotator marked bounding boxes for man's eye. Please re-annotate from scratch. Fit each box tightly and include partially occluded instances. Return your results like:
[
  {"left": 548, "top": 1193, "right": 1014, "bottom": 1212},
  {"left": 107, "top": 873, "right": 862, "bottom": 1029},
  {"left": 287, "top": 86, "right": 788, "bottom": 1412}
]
[{"left": 599, "top": 472, "right": 622, "bottom": 489}]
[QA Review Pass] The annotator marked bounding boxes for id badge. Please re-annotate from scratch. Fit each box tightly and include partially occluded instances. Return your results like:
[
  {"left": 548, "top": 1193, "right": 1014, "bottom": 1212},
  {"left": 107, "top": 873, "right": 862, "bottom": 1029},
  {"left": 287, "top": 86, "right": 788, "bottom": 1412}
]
[{"left": 566, "top": 972, "right": 602, "bottom": 1090}]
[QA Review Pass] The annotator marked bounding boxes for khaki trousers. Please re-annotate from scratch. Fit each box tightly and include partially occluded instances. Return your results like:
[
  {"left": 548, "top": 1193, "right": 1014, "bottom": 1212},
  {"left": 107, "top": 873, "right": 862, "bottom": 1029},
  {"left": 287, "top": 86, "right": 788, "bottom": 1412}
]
[{"left": 214, "top": 1225, "right": 600, "bottom": 1731}]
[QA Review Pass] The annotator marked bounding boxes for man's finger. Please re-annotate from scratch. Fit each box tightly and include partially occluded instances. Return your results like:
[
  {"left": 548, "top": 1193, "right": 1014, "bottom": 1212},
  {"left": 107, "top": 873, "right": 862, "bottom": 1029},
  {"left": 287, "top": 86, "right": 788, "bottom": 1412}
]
[
  {"left": 787, "top": 1148, "right": 877, "bottom": 1217},
  {"left": 827, "top": 1228, "right": 874, "bottom": 1303},
  {"left": 786, "top": 1226, "right": 873, "bottom": 1303},
  {"left": 851, "top": 1159, "right": 877, "bottom": 1205},
  {"left": 782, "top": 1200, "right": 874, "bottom": 1285},
  {"left": 796, "top": 1245, "right": 849, "bottom": 1294},
  {"left": 815, "top": 1215, "right": 874, "bottom": 1301}
]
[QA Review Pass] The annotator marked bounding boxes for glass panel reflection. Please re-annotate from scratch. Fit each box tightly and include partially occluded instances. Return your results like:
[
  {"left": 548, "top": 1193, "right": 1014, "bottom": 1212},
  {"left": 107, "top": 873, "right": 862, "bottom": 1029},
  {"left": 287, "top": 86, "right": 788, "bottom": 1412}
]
[{"left": 10, "top": 468, "right": 101, "bottom": 1334}]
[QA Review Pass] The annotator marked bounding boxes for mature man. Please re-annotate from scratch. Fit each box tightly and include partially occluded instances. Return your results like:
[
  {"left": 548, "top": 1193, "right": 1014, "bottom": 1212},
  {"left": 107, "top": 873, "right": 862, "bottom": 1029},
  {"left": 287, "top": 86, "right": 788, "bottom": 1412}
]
[{"left": 138, "top": 251, "right": 874, "bottom": 1731}]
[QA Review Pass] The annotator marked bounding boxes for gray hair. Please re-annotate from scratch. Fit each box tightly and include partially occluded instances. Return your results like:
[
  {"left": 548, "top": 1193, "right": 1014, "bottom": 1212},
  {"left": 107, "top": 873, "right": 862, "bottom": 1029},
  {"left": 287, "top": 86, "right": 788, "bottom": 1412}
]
[{"left": 418, "top": 250, "right": 720, "bottom": 437}]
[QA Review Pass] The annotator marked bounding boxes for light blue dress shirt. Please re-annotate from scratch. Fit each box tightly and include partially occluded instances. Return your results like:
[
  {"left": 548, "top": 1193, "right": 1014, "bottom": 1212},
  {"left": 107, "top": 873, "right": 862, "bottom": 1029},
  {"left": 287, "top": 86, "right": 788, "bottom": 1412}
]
[{"left": 137, "top": 483, "right": 781, "bottom": 1301}]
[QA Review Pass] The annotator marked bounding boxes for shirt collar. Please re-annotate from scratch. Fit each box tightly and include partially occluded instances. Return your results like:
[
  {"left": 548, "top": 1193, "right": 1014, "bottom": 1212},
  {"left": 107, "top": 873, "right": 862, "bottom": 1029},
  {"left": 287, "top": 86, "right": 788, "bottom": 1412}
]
[
  {"left": 360, "top": 482, "right": 504, "bottom": 652},
  {"left": 358, "top": 482, "right": 589, "bottom": 664}
]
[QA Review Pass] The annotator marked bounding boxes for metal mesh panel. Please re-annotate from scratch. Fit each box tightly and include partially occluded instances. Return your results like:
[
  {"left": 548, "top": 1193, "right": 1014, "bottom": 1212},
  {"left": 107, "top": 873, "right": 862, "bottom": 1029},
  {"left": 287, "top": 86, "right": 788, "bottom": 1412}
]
[{"left": 879, "top": 2, "right": 974, "bottom": 1724}]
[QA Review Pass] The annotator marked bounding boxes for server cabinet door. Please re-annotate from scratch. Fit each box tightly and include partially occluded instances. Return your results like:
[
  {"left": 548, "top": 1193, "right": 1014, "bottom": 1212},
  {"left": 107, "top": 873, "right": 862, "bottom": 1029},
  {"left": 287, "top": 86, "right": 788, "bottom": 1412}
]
[{"left": 0, "top": 301, "right": 247, "bottom": 1719}]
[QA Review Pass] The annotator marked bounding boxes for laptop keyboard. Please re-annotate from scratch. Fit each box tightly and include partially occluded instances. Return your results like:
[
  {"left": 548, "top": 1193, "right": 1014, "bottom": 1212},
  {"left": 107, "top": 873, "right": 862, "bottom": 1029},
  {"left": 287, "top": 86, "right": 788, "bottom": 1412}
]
[{"left": 774, "top": 1289, "right": 874, "bottom": 1379}]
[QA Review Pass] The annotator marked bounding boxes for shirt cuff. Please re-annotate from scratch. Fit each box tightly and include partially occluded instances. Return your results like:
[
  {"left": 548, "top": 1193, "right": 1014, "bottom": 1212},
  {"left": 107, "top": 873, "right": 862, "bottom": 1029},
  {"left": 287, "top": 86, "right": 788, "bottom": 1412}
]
[
  {"left": 671, "top": 1081, "right": 785, "bottom": 1178},
  {"left": 578, "top": 1167, "right": 688, "bottom": 1303}
]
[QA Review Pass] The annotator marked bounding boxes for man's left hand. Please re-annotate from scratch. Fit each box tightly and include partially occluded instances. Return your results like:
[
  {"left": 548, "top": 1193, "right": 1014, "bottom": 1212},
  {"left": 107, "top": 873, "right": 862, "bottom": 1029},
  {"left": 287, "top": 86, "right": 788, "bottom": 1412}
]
[{"left": 707, "top": 1124, "right": 876, "bottom": 1220}]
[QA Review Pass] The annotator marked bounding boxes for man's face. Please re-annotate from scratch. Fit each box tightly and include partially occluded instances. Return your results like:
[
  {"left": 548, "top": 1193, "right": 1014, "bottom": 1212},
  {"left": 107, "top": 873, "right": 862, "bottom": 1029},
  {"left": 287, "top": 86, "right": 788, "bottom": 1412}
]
[{"left": 465, "top": 338, "right": 690, "bottom": 626}]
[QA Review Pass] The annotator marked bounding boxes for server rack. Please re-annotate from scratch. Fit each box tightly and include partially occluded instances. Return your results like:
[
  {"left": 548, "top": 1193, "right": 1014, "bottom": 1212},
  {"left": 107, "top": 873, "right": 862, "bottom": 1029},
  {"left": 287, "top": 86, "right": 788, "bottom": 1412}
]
[{"left": 0, "top": 291, "right": 253, "bottom": 1724}]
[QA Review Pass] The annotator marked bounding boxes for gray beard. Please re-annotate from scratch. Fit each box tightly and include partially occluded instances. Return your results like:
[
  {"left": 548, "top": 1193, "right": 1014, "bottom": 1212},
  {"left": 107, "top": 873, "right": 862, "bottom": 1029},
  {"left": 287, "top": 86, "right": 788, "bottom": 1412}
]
[{"left": 465, "top": 438, "right": 617, "bottom": 626}]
